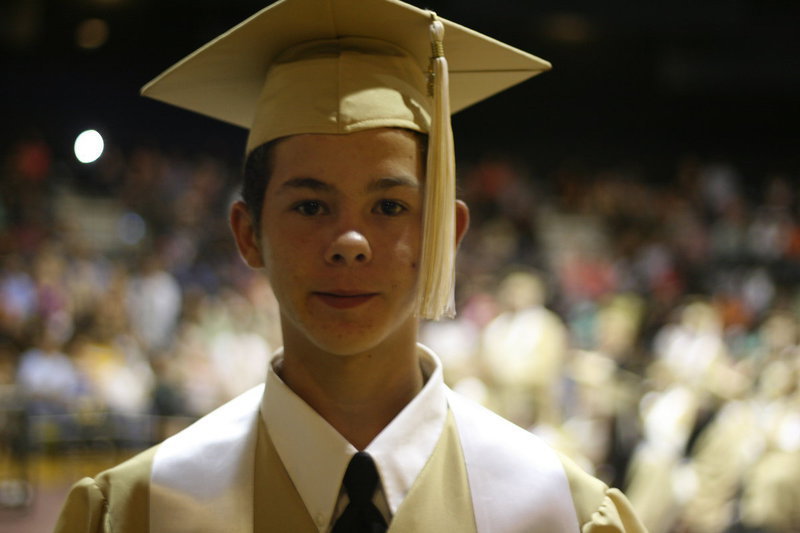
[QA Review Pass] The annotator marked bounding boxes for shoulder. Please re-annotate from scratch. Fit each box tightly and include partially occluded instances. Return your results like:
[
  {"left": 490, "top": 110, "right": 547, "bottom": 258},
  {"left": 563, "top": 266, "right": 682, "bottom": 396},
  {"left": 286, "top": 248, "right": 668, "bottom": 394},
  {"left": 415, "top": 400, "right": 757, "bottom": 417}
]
[
  {"left": 54, "top": 446, "right": 158, "bottom": 533},
  {"left": 447, "top": 389, "right": 647, "bottom": 532},
  {"left": 447, "top": 390, "right": 580, "bottom": 530},
  {"left": 555, "top": 452, "right": 607, "bottom": 524},
  {"left": 557, "top": 452, "right": 648, "bottom": 533},
  {"left": 95, "top": 445, "right": 158, "bottom": 505}
]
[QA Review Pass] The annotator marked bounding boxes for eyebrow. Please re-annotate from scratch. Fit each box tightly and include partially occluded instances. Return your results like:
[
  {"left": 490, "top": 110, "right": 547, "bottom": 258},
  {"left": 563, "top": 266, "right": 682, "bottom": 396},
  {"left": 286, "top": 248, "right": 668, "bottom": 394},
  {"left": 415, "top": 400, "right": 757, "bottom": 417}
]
[
  {"left": 277, "top": 177, "right": 334, "bottom": 194},
  {"left": 366, "top": 175, "right": 420, "bottom": 192},
  {"left": 278, "top": 175, "right": 420, "bottom": 194}
]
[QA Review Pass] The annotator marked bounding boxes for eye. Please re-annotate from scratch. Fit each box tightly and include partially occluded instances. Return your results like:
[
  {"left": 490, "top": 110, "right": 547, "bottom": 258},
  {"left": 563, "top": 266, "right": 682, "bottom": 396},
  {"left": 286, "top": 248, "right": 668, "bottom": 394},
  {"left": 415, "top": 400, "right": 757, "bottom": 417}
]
[
  {"left": 374, "top": 199, "right": 407, "bottom": 216},
  {"left": 293, "top": 200, "right": 327, "bottom": 216}
]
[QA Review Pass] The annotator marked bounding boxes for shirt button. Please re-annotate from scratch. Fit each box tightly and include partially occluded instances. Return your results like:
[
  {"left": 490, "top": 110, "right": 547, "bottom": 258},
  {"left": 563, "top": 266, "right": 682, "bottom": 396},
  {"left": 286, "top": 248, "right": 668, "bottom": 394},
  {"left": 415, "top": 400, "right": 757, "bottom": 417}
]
[{"left": 315, "top": 513, "right": 325, "bottom": 527}]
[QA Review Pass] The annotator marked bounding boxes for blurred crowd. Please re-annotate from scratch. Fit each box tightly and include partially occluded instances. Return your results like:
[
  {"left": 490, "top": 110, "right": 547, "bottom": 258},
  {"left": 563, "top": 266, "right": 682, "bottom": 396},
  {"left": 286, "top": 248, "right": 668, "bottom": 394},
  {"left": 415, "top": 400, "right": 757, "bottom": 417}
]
[
  {"left": 1, "top": 132, "right": 799, "bottom": 532},
  {"left": 426, "top": 154, "right": 800, "bottom": 532}
]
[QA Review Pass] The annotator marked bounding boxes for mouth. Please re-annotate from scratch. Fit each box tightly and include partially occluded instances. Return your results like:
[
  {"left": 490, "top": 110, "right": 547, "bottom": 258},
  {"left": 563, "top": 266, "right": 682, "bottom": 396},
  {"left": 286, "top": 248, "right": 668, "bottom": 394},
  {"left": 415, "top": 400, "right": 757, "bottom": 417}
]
[{"left": 313, "top": 291, "right": 378, "bottom": 309}]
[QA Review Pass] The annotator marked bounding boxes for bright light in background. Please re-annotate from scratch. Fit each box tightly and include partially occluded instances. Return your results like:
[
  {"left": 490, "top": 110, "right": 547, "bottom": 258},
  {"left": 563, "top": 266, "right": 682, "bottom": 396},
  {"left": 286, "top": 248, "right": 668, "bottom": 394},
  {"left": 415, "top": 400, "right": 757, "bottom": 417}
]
[{"left": 74, "top": 130, "right": 104, "bottom": 163}]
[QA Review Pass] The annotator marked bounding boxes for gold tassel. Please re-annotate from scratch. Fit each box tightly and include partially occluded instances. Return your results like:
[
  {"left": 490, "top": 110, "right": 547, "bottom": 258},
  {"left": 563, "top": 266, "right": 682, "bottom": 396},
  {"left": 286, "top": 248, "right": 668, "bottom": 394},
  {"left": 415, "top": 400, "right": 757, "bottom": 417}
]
[{"left": 417, "top": 13, "right": 456, "bottom": 320}]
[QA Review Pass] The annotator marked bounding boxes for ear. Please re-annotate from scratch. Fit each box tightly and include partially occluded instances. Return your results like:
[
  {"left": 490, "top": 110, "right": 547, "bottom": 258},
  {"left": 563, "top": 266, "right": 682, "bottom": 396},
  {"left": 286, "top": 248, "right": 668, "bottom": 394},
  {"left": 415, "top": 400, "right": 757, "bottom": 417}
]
[
  {"left": 454, "top": 199, "right": 470, "bottom": 248},
  {"left": 230, "top": 200, "right": 265, "bottom": 268}
]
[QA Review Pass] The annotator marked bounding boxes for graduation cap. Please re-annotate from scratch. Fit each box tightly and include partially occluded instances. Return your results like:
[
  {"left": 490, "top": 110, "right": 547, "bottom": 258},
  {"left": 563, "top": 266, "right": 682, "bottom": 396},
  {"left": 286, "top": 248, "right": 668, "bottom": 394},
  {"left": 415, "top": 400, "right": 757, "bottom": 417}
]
[{"left": 142, "top": 0, "right": 550, "bottom": 320}]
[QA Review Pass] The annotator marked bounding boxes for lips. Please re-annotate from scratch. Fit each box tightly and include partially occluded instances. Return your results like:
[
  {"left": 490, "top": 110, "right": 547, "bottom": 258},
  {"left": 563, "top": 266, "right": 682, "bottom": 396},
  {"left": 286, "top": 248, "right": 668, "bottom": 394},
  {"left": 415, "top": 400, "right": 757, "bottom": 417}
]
[{"left": 313, "top": 291, "right": 378, "bottom": 309}]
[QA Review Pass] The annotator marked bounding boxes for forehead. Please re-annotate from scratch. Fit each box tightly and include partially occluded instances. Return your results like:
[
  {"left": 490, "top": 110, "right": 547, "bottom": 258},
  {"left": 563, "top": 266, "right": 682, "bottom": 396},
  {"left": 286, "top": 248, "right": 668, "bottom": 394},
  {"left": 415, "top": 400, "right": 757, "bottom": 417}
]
[{"left": 269, "top": 128, "right": 424, "bottom": 186}]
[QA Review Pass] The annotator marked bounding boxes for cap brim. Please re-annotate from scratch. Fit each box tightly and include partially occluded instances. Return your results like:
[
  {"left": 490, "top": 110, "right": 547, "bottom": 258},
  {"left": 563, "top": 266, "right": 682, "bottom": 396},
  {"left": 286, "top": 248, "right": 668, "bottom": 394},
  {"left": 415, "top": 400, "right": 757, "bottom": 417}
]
[{"left": 141, "top": 0, "right": 551, "bottom": 129}]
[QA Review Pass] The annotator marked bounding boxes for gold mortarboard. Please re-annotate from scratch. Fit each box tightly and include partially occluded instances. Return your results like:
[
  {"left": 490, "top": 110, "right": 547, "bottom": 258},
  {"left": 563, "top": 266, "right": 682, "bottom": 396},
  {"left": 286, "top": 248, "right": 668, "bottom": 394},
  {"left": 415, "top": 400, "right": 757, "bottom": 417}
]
[{"left": 142, "top": 0, "right": 550, "bottom": 320}]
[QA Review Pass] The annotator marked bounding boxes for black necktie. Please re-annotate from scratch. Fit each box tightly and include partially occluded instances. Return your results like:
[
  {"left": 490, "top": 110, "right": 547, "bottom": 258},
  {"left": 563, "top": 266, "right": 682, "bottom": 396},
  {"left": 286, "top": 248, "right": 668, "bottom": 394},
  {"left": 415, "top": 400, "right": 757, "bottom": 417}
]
[{"left": 331, "top": 452, "right": 388, "bottom": 533}]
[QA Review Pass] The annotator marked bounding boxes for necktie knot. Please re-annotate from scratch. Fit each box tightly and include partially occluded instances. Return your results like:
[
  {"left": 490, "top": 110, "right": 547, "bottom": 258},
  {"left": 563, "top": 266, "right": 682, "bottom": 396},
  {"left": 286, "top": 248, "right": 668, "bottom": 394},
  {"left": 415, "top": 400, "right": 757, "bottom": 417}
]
[
  {"left": 332, "top": 451, "right": 387, "bottom": 533},
  {"left": 343, "top": 452, "right": 379, "bottom": 503}
]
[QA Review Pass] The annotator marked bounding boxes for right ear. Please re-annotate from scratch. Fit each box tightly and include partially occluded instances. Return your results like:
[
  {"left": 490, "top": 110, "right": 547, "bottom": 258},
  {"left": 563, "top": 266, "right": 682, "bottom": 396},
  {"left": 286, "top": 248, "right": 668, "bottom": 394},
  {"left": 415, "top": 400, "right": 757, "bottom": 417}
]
[{"left": 230, "top": 200, "right": 265, "bottom": 268}]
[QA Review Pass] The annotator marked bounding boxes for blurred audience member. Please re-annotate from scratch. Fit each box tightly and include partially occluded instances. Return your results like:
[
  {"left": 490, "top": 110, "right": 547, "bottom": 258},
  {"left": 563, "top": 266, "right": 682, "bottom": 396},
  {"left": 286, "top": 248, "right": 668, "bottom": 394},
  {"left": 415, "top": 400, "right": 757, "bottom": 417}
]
[{"left": 126, "top": 253, "right": 182, "bottom": 353}]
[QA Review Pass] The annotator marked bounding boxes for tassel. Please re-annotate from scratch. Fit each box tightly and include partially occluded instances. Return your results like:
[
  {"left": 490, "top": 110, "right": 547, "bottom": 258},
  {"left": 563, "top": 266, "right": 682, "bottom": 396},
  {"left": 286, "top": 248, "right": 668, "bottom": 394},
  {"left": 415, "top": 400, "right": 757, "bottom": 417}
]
[{"left": 417, "top": 13, "right": 456, "bottom": 320}]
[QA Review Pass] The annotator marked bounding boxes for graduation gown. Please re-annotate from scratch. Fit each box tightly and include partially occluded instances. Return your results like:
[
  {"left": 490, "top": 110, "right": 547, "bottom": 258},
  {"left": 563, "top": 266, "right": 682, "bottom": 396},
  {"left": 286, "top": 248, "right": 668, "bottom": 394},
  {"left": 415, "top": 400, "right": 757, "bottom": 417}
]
[{"left": 55, "top": 383, "right": 646, "bottom": 533}]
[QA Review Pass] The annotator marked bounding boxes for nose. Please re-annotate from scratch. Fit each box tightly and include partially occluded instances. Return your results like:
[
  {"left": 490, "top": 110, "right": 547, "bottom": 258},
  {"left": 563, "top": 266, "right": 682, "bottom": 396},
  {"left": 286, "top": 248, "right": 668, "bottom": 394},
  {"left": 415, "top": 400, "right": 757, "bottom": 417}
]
[{"left": 325, "top": 230, "right": 372, "bottom": 265}]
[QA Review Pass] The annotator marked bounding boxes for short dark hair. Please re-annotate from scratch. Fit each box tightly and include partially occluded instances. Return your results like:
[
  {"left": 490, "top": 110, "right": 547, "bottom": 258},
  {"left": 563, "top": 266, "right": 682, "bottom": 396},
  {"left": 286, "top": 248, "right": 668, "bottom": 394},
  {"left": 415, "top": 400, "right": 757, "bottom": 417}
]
[
  {"left": 241, "top": 130, "right": 428, "bottom": 226},
  {"left": 241, "top": 137, "right": 284, "bottom": 227}
]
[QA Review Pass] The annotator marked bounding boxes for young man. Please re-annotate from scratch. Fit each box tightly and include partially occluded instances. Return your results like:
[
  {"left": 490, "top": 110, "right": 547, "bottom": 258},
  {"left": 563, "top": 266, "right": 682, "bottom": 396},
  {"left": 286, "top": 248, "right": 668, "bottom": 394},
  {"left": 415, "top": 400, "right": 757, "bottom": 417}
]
[{"left": 56, "top": 0, "right": 648, "bottom": 531}]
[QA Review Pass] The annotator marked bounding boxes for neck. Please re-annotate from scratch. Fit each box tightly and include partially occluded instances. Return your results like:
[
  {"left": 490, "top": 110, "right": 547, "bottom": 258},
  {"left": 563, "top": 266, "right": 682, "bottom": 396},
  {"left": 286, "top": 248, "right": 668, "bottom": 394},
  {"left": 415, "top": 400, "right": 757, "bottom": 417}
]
[{"left": 278, "top": 318, "right": 423, "bottom": 450}]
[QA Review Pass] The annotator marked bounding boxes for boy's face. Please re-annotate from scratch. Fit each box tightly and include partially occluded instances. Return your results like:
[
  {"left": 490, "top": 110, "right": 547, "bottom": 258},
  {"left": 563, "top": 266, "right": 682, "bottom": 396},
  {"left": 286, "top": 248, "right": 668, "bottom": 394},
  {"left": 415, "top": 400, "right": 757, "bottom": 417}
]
[{"left": 233, "top": 128, "right": 426, "bottom": 356}]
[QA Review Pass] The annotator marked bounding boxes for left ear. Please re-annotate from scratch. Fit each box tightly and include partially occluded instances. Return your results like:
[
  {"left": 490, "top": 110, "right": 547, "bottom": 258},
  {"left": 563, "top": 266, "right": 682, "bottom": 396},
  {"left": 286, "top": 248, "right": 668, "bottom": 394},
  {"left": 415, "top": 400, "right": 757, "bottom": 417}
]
[
  {"left": 454, "top": 199, "right": 470, "bottom": 248},
  {"left": 230, "top": 200, "right": 266, "bottom": 269}
]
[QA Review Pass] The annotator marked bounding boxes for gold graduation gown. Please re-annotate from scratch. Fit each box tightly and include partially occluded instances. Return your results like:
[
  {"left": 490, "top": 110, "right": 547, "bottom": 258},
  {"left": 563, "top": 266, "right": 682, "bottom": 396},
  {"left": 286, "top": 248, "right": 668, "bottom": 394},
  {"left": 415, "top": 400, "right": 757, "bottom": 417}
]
[{"left": 55, "top": 387, "right": 646, "bottom": 533}]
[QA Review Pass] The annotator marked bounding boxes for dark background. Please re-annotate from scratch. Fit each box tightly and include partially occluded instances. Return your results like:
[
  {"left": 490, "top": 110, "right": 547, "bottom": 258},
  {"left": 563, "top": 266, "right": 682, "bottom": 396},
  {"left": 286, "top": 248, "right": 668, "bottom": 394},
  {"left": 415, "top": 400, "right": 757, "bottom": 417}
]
[{"left": 2, "top": 0, "right": 799, "bottom": 177}]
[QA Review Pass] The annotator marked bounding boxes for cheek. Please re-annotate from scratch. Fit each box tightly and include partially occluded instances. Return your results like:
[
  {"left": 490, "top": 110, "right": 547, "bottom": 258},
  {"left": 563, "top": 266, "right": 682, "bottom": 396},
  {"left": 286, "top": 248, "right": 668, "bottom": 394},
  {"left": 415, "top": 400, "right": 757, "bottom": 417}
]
[
  {"left": 260, "top": 228, "right": 321, "bottom": 297},
  {"left": 396, "top": 240, "right": 418, "bottom": 267},
  {"left": 387, "top": 226, "right": 421, "bottom": 272},
  {"left": 261, "top": 220, "right": 315, "bottom": 263}
]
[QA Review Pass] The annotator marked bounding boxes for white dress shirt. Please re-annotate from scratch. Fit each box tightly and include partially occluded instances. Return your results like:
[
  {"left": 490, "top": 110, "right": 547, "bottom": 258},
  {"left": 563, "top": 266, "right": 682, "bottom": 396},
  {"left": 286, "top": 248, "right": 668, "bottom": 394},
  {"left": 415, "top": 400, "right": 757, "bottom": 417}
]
[{"left": 260, "top": 344, "right": 448, "bottom": 532}]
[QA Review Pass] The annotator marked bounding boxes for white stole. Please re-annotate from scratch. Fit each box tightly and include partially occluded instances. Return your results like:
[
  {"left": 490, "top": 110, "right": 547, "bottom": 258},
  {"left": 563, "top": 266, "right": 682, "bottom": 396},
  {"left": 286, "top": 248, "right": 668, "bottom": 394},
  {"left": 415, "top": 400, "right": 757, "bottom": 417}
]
[
  {"left": 446, "top": 390, "right": 579, "bottom": 533},
  {"left": 150, "top": 385, "right": 262, "bottom": 533},
  {"left": 150, "top": 384, "right": 578, "bottom": 533}
]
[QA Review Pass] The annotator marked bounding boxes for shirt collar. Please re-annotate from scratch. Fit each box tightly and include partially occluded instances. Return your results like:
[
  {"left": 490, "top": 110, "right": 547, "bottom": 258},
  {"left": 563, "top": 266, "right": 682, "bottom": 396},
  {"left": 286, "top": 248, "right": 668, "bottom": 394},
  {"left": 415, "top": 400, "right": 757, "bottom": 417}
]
[{"left": 261, "top": 344, "right": 447, "bottom": 532}]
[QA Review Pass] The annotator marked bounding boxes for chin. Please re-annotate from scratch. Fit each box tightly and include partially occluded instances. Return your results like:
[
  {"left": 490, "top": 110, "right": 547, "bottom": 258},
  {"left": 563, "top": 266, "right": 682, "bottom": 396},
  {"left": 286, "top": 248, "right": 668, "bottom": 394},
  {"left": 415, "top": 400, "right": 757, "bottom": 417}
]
[
  {"left": 306, "top": 323, "right": 398, "bottom": 357},
  {"left": 286, "top": 310, "right": 418, "bottom": 358}
]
